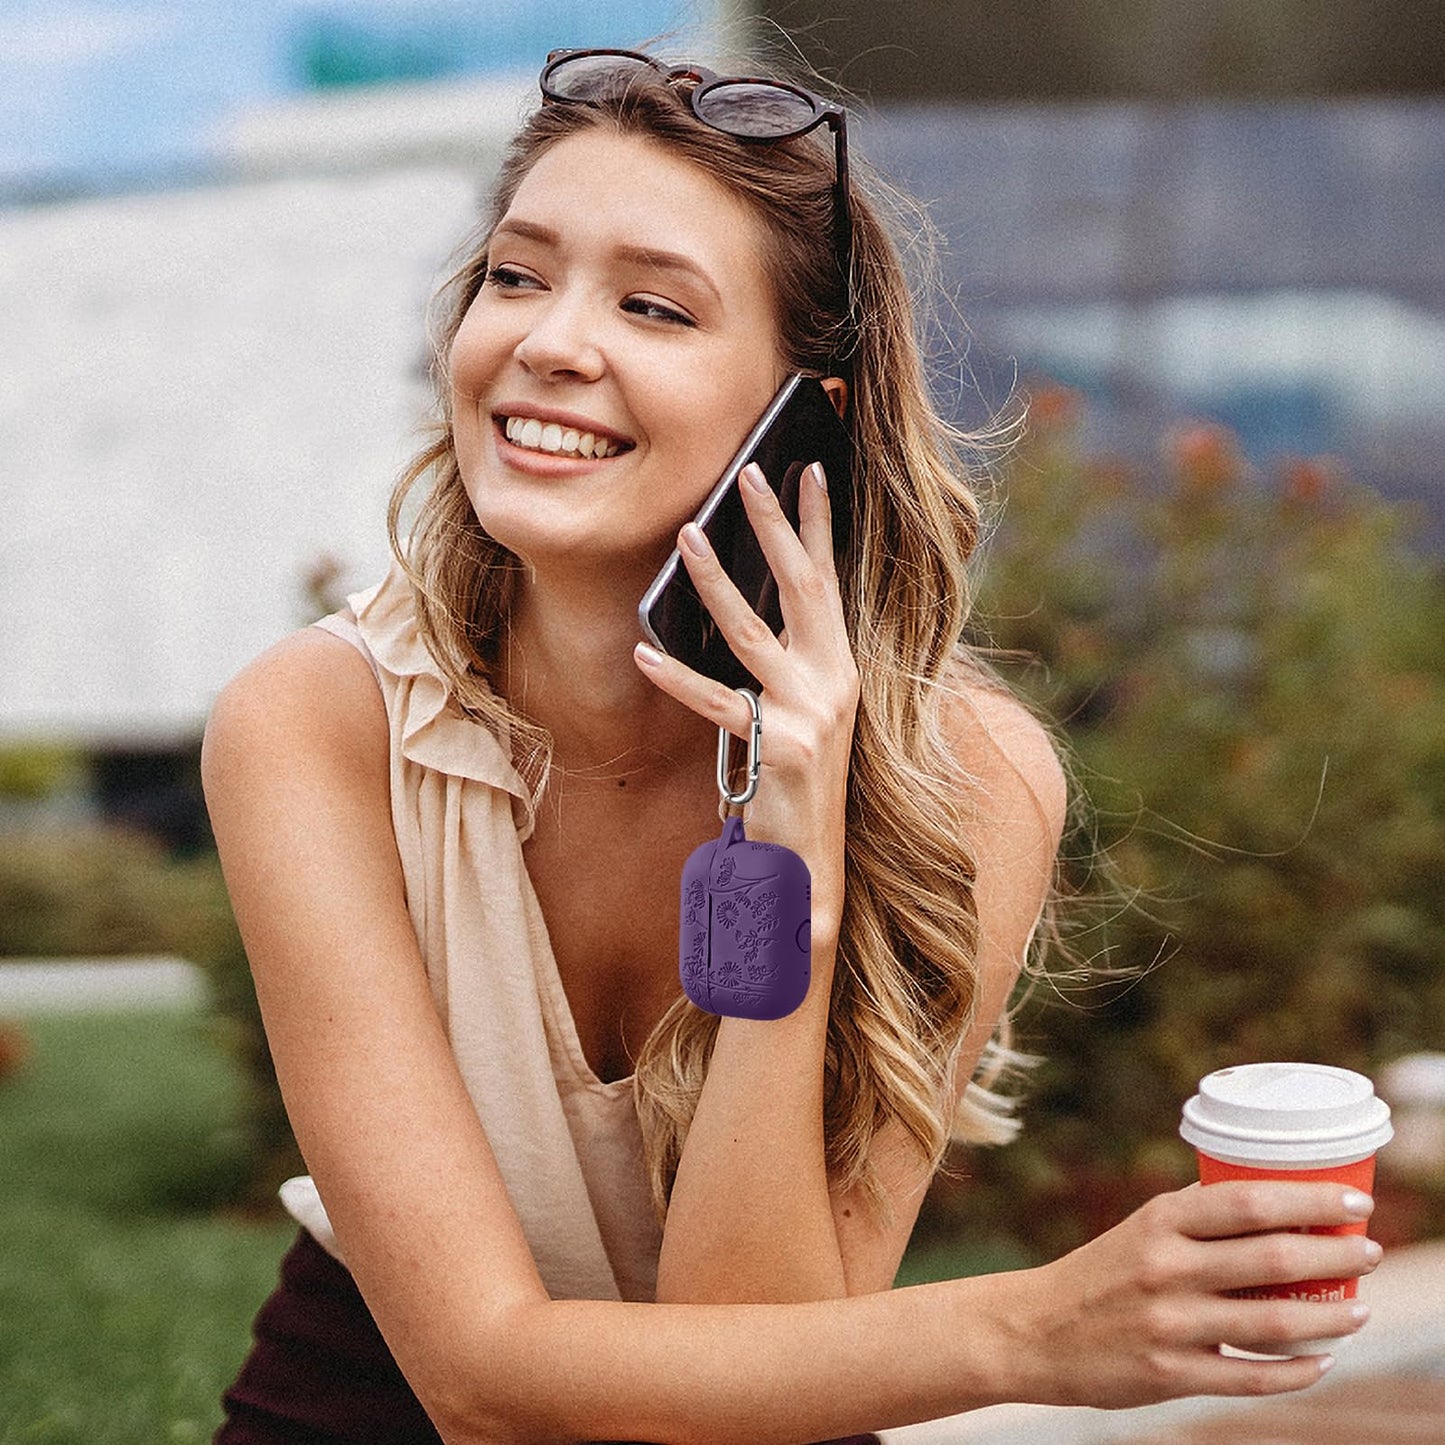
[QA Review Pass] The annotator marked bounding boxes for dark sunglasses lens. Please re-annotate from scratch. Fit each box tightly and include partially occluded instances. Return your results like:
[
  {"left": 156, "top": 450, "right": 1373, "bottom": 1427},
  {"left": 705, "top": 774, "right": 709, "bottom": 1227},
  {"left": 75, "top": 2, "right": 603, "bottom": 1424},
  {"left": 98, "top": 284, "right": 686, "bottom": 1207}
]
[
  {"left": 694, "top": 80, "right": 818, "bottom": 138},
  {"left": 546, "top": 52, "right": 657, "bottom": 102}
]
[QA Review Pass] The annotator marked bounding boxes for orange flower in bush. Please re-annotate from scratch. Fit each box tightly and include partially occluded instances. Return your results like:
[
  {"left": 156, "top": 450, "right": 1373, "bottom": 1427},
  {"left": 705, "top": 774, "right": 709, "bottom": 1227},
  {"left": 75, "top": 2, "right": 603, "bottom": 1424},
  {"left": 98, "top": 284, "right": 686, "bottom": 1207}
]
[
  {"left": 1279, "top": 454, "right": 1344, "bottom": 506},
  {"left": 1026, "top": 379, "right": 1082, "bottom": 432},
  {"left": 1383, "top": 672, "right": 1432, "bottom": 710},
  {"left": 0, "top": 1021, "right": 31, "bottom": 1083},
  {"left": 1168, "top": 421, "right": 1243, "bottom": 494}
]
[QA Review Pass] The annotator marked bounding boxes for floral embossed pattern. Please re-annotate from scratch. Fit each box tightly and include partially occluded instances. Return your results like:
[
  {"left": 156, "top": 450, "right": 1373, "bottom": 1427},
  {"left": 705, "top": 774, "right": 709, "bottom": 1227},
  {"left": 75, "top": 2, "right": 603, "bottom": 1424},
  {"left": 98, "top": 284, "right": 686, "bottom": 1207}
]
[{"left": 678, "top": 816, "right": 811, "bottom": 1019}]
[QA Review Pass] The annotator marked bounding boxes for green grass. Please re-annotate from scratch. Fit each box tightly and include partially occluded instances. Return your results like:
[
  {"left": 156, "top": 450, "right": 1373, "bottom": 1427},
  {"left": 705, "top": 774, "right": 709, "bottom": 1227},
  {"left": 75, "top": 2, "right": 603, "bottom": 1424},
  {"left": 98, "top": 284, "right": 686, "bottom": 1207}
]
[
  {"left": 894, "top": 1234, "right": 1032, "bottom": 1288},
  {"left": 0, "top": 1011, "right": 296, "bottom": 1444}
]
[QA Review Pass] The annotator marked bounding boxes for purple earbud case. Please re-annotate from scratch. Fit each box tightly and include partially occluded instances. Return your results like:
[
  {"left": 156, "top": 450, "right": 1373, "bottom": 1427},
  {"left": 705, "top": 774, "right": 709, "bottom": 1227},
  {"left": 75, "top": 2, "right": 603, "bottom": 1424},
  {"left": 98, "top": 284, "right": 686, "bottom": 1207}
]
[{"left": 679, "top": 815, "right": 812, "bottom": 1019}]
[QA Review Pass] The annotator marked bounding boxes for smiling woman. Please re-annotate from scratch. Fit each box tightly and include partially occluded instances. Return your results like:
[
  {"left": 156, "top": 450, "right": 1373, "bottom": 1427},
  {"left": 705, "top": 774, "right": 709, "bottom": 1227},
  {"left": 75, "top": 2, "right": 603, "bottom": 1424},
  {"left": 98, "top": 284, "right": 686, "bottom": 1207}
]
[{"left": 202, "top": 37, "right": 1383, "bottom": 1445}]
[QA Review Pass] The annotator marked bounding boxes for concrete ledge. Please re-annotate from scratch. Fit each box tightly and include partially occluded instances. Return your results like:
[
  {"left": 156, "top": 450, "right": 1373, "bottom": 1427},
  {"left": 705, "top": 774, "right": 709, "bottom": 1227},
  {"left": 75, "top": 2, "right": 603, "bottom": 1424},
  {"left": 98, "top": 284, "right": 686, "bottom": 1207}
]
[
  {"left": 881, "top": 1239, "right": 1445, "bottom": 1442},
  {"left": 0, "top": 957, "right": 208, "bottom": 1012}
]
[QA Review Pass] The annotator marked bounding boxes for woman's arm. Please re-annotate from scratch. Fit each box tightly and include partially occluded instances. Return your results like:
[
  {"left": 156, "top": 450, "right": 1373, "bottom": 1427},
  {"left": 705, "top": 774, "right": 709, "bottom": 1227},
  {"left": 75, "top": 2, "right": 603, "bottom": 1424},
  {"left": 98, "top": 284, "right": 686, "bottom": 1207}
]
[
  {"left": 488, "top": 1178, "right": 1376, "bottom": 1443},
  {"left": 204, "top": 629, "right": 1379, "bottom": 1445},
  {"left": 656, "top": 682, "right": 1069, "bottom": 1303},
  {"left": 645, "top": 464, "right": 1072, "bottom": 1304},
  {"left": 202, "top": 631, "right": 552, "bottom": 1362}
]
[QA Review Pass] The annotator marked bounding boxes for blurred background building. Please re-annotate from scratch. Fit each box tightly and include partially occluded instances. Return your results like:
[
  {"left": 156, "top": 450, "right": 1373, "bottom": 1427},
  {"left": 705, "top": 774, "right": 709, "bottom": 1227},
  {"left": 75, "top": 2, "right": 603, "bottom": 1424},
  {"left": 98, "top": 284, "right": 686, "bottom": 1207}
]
[
  {"left": 776, "top": 0, "right": 1445, "bottom": 532},
  {"left": 2, "top": 0, "right": 1442, "bottom": 838}
]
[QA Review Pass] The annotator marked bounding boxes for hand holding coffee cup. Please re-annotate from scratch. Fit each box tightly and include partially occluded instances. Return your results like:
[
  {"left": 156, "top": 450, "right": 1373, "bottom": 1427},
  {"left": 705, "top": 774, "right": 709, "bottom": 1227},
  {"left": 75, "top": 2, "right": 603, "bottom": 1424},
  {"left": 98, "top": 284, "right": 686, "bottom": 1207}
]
[{"left": 1181, "top": 1062, "right": 1393, "bottom": 1356}]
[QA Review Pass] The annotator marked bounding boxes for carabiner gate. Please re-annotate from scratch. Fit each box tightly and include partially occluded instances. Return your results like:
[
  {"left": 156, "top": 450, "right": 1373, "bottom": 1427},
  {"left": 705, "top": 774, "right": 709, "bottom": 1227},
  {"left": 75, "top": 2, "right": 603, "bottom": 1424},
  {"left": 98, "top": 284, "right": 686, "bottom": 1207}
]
[{"left": 716, "top": 687, "right": 763, "bottom": 807}]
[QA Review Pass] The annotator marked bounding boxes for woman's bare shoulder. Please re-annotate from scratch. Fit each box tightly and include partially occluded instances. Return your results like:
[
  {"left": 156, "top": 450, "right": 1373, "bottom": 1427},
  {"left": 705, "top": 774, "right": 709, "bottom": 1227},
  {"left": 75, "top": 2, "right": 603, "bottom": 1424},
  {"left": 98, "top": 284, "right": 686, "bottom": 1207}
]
[
  {"left": 937, "top": 659, "right": 1069, "bottom": 855},
  {"left": 933, "top": 665, "right": 1068, "bottom": 1106},
  {"left": 203, "top": 624, "right": 386, "bottom": 781}
]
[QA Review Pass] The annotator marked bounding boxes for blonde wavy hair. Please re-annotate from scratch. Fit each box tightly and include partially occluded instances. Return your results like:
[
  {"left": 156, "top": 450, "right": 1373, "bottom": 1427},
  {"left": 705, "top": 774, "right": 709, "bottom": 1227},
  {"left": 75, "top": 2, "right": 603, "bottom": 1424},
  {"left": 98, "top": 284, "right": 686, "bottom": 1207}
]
[{"left": 387, "top": 58, "right": 1031, "bottom": 1223}]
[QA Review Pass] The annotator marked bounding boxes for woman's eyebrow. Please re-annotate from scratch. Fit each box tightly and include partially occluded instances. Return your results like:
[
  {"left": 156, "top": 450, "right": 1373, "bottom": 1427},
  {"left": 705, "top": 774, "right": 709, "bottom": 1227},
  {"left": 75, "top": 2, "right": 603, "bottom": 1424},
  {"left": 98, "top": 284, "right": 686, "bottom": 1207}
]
[{"left": 490, "top": 218, "right": 722, "bottom": 305}]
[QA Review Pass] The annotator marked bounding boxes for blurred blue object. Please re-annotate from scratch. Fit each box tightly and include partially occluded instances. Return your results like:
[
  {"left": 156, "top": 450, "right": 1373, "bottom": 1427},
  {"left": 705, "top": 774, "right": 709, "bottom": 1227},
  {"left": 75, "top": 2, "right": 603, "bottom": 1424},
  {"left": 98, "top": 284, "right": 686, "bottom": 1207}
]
[
  {"left": 0, "top": 0, "right": 705, "bottom": 198},
  {"left": 861, "top": 101, "right": 1445, "bottom": 525}
]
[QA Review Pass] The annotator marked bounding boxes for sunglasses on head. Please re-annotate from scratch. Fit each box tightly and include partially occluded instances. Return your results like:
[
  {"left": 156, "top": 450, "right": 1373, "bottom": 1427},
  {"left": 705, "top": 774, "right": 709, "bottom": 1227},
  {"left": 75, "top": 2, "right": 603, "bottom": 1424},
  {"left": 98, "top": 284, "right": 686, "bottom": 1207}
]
[{"left": 539, "top": 48, "right": 854, "bottom": 361}]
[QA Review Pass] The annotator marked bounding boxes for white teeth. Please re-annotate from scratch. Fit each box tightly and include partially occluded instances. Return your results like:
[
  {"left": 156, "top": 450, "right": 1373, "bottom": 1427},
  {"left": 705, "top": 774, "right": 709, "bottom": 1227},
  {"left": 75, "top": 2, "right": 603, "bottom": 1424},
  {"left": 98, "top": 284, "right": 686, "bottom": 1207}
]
[{"left": 502, "top": 416, "right": 621, "bottom": 459}]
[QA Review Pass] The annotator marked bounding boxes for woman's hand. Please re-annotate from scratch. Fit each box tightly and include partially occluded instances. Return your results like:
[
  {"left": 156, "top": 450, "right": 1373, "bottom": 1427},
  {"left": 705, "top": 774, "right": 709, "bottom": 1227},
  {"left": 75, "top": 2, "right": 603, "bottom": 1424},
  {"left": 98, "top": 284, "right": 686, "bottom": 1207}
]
[
  {"left": 1002, "top": 1182, "right": 1382, "bottom": 1410},
  {"left": 635, "top": 459, "right": 860, "bottom": 944},
  {"left": 640, "top": 458, "right": 860, "bottom": 1302}
]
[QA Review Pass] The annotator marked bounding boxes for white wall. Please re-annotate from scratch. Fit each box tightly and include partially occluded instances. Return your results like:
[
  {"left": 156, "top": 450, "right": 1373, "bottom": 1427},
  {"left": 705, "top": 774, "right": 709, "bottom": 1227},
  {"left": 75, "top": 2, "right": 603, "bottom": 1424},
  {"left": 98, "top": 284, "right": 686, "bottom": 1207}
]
[{"left": 2, "top": 78, "right": 529, "bottom": 744}]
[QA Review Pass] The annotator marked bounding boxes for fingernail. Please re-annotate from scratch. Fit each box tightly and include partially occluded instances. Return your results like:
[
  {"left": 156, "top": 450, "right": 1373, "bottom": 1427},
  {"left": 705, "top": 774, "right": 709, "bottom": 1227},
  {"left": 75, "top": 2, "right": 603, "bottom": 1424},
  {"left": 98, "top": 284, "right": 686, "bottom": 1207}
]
[
  {"left": 1342, "top": 1190, "right": 1374, "bottom": 1217},
  {"left": 1350, "top": 1303, "right": 1371, "bottom": 1324},
  {"left": 808, "top": 462, "right": 828, "bottom": 490},
  {"left": 1318, "top": 1355, "right": 1335, "bottom": 1375},
  {"left": 634, "top": 642, "right": 664, "bottom": 667},
  {"left": 742, "top": 462, "right": 770, "bottom": 494},
  {"left": 1364, "top": 1239, "right": 1384, "bottom": 1262},
  {"left": 681, "top": 523, "right": 710, "bottom": 556}
]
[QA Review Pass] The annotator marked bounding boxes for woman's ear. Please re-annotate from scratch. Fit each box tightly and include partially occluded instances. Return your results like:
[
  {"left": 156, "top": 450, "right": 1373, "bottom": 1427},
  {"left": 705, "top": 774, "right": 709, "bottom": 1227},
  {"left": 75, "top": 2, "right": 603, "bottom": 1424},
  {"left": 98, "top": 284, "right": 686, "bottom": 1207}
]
[{"left": 821, "top": 376, "right": 849, "bottom": 420}]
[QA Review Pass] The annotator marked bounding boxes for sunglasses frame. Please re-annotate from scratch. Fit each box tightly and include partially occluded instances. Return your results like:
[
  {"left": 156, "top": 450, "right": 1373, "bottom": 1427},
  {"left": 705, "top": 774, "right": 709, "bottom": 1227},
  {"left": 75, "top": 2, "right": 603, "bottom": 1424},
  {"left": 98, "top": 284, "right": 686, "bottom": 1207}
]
[{"left": 540, "top": 48, "right": 854, "bottom": 365}]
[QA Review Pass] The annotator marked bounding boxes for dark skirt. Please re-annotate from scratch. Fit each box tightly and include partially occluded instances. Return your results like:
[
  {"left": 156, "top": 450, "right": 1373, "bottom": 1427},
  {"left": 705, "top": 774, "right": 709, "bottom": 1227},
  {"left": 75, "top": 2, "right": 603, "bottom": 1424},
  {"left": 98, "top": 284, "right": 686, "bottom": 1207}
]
[{"left": 217, "top": 1227, "right": 882, "bottom": 1445}]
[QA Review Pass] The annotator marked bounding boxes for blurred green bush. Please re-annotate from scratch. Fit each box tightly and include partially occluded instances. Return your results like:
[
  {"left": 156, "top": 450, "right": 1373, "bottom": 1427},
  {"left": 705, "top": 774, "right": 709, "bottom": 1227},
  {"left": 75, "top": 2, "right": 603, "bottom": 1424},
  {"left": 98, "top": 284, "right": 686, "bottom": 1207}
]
[
  {"left": 0, "top": 828, "right": 303, "bottom": 1209},
  {"left": 1, "top": 827, "right": 215, "bottom": 959},
  {"left": 924, "top": 384, "right": 1445, "bottom": 1258},
  {"left": 0, "top": 743, "right": 87, "bottom": 802}
]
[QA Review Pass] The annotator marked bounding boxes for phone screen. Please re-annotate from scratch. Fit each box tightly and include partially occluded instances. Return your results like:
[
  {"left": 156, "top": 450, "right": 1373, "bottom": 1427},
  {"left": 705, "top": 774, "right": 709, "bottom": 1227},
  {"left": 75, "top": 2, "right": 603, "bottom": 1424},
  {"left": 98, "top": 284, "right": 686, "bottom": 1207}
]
[{"left": 638, "top": 374, "right": 854, "bottom": 691}]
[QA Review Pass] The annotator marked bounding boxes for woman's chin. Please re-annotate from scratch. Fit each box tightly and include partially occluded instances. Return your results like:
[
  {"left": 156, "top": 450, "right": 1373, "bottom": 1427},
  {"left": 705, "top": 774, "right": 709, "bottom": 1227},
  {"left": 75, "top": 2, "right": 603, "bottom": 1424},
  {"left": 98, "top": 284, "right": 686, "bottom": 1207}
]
[{"left": 472, "top": 516, "right": 674, "bottom": 588}]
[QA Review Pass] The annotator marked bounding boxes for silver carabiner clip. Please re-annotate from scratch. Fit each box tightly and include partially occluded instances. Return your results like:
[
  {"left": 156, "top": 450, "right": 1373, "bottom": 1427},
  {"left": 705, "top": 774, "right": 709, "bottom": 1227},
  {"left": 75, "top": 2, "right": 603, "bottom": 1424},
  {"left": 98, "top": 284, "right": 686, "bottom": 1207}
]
[{"left": 717, "top": 687, "right": 763, "bottom": 807}]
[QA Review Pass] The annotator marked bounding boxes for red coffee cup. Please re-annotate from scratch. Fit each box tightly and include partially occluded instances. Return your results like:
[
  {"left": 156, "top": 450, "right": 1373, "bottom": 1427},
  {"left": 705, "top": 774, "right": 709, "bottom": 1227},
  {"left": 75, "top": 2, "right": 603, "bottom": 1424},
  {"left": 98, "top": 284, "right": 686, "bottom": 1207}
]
[{"left": 1180, "top": 1062, "right": 1393, "bottom": 1354}]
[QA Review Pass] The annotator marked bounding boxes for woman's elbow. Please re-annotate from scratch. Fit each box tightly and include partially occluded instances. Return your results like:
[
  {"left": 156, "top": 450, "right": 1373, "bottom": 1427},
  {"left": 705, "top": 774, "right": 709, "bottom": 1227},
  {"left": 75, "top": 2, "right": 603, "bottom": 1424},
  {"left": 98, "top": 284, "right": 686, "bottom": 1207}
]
[
  {"left": 418, "top": 1303, "right": 574, "bottom": 1445},
  {"left": 431, "top": 1413, "right": 550, "bottom": 1445},
  {"left": 426, "top": 1385, "right": 552, "bottom": 1445}
]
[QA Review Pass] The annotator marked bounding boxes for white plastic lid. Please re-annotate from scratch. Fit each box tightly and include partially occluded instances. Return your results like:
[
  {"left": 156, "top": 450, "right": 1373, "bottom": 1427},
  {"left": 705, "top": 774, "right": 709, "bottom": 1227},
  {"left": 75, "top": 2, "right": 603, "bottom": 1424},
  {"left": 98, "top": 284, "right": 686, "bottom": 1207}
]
[{"left": 1180, "top": 1062, "right": 1393, "bottom": 1167}]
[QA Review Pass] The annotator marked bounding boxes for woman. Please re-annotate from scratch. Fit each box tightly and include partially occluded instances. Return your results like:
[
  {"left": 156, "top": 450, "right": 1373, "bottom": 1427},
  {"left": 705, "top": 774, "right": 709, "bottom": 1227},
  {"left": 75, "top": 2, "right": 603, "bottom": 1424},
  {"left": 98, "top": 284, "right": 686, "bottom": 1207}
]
[{"left": 204, "top": 46, "right": 1380, "bottom": 1445}]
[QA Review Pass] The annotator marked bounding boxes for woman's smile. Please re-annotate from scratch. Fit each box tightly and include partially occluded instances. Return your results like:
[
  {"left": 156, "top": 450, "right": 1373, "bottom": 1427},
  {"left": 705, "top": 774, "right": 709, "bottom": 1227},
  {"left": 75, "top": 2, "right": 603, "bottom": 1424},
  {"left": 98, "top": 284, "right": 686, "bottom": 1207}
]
[
  {"left": 500, "top": 415, "right": 629, "bottom": 460},
  {"left": 492, "top": 404, "right": 636, "bottom": 466}
]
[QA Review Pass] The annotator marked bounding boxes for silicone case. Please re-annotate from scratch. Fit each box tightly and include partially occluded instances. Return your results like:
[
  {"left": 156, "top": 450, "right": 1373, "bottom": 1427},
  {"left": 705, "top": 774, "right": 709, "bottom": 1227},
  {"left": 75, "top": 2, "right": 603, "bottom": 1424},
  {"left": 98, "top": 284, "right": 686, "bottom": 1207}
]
[{"left": 679, "top": 815, "right": 812, "bottom": 1019}]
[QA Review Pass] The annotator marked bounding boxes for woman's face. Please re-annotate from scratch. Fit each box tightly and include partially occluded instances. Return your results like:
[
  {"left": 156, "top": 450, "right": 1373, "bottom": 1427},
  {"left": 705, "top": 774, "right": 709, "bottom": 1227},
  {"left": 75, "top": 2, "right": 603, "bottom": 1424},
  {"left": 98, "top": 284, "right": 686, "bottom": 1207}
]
[{"left": 450, "top": 129, "right": 789, "bottom": 583}]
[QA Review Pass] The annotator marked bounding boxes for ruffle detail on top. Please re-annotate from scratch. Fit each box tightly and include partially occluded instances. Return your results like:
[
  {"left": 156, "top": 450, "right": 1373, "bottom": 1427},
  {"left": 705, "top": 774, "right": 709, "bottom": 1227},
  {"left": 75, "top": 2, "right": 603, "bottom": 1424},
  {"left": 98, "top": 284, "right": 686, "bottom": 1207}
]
[{"left": 348, "top": 562, "right": 538, "bottom": 840}]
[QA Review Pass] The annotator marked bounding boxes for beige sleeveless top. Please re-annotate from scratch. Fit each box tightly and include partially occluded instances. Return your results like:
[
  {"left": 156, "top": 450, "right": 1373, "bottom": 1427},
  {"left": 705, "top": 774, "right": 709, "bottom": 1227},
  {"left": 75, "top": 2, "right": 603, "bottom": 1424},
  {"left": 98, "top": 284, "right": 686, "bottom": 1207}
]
[{"left": 279, "top": 561, "right": 663, "bottom": 1303}]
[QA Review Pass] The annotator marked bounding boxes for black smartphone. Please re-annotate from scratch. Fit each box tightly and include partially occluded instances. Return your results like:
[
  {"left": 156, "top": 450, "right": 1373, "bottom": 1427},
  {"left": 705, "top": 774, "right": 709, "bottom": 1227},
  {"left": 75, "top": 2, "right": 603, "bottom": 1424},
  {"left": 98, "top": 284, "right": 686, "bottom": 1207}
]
[{"left": 638, "top": 373, "right": 854, "bottom": 691}]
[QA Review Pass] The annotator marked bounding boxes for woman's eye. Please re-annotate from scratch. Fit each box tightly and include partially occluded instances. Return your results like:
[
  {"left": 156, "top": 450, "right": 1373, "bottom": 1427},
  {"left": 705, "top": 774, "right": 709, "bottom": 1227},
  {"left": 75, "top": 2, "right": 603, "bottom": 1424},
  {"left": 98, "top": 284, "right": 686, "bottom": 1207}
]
[
  {"left": 622, "top": 296, "right": 695, "bottom": 327},
  {"left": 484, "top": 265, "right": 540, "bottom": 291}
]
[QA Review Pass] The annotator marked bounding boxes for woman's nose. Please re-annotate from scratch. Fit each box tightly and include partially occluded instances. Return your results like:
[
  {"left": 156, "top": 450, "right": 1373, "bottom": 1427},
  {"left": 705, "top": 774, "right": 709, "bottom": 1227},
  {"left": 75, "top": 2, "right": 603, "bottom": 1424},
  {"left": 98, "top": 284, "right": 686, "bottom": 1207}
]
[{"left": 513, "top": 298, "right": 605, "bottom": 382}]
